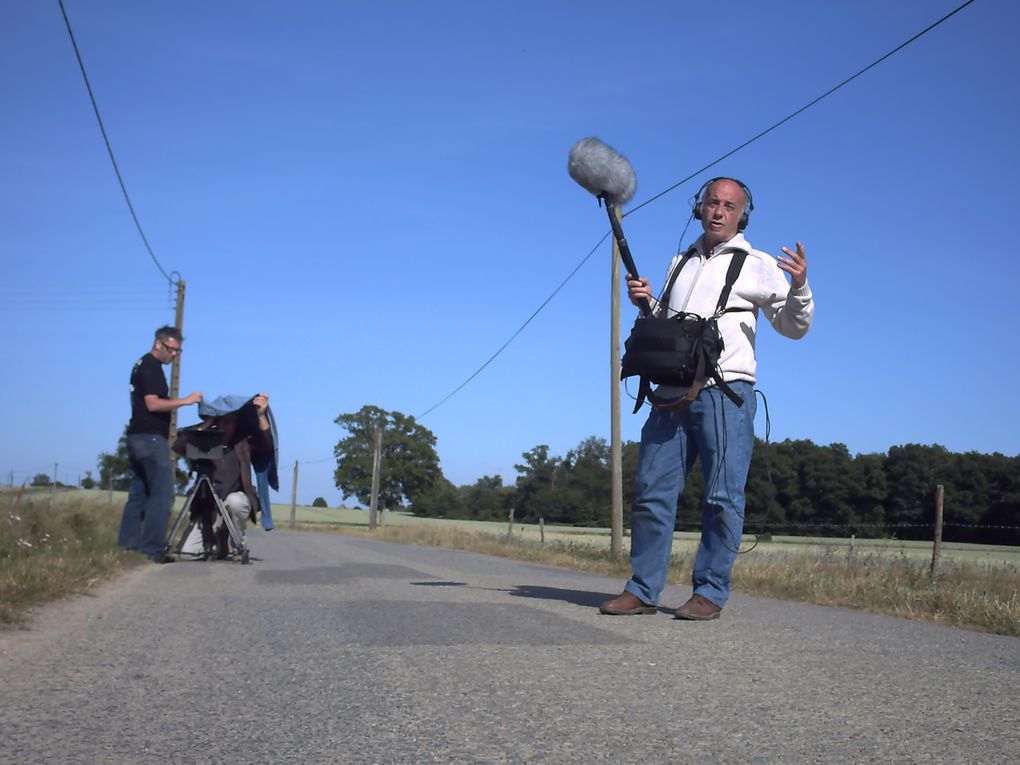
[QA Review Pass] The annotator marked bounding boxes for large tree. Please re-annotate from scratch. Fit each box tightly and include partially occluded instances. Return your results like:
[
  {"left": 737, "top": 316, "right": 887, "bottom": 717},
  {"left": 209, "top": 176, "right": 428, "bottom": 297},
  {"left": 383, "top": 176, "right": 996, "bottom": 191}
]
[
  {"left": 513, "top": 444, "right": 563, "bottom": 523},
  {"left": 98, "top": 430, "right": 132, "bottom": 491},
  {"left": 559, "top": 437, "right": 612, "bottom": 527},
  {"left": 461, "top": 475, "right": 514, "bottom": 521},
  {"left": 408, "top": 475, "right": 465, "bottom": 518},
  {"left": 334, "top": 405, "right": 441, "bottom": 510}
]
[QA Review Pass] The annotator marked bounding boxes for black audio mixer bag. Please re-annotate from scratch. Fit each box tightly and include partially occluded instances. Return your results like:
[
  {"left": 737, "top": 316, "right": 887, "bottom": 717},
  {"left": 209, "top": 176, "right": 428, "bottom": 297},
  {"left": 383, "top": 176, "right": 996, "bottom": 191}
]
[{"left": 621, "top": 249, "right": 747, "bottom": 412}]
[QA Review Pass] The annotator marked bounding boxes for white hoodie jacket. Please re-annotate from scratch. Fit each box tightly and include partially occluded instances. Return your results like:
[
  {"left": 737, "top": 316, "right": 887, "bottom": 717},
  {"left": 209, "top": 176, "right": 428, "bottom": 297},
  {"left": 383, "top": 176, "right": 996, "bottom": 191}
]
[{"left": 649, "top": 232, "right": 814, "bottom": 386}]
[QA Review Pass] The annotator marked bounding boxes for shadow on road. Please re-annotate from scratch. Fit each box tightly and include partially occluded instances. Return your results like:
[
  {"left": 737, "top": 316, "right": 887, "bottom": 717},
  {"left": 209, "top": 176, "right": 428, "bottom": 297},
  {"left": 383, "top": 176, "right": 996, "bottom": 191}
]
[
  {"left": 408, "top": 580, "right": 660, "bottom": 612},
  {"left": 505, "top": 584, "right": 615, "bottom": 609},
  {"left": 409, "top": 581, "right": 467, "bottom": 587}
]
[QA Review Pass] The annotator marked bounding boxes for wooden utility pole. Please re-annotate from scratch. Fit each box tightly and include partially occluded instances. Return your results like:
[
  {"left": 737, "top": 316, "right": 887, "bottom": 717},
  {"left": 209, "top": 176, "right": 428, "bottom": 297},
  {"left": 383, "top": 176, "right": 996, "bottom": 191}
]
[
  {"left": 930, "top": 483, "right": 945, "bottom": 576},
  {"left": 609, "top": 207, "right": 624, "bottom": 557},
  {"left": 368, "top": 427, "right": 383, "bottom": 530},
  {"left": 289, "top": 460, "right": 299, "bottom": 528},
  {"left": 168, "top": 279, "right": 186, "bottom": 467},
  {"left": 49, "top": 462, "right": 57, "bottom": 510}
]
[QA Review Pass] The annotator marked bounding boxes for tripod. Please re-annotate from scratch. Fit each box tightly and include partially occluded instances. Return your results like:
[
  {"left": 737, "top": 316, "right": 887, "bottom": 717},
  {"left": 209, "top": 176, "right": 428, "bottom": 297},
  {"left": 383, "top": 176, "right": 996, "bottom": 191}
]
[{"left": 162, "top": 459, "right": 251, "bottom": 565}]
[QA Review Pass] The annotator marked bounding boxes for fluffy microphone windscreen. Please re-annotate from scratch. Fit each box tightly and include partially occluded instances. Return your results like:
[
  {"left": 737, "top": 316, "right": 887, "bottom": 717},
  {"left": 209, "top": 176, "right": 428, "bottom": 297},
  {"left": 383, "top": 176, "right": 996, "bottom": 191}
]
[{"left": 568, "top": 137, "right": 637, "bottom": 207}]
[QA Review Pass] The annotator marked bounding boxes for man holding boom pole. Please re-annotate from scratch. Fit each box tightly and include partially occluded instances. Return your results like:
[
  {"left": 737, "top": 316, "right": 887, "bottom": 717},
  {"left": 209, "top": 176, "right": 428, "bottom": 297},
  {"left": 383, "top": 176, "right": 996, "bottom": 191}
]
[{"left": 600, "top": 178, "right": 814, "bottom": 620}]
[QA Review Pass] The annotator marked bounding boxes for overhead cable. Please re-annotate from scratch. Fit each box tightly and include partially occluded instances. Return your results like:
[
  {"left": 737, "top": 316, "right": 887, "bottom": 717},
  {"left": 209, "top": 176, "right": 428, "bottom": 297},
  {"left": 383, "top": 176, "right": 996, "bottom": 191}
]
[
  {"left": 625, "top": 0, "right": 977, "bottom": 217},
  {"left": 57, "top": 0, "right": 176, "bottom": 285},
  {"left": 417, "top": 232, "right": 611, "bottom": 419}
]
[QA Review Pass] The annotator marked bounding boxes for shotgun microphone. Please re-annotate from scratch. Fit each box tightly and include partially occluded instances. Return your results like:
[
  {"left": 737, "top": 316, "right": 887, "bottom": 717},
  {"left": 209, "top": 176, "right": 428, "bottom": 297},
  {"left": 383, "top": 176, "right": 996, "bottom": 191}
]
[
  {"left": 567, "top": 136, "right": 637, "bottom": 207},
  {"left": 567, "top": 137, "right": 649, "bottom": 315}
]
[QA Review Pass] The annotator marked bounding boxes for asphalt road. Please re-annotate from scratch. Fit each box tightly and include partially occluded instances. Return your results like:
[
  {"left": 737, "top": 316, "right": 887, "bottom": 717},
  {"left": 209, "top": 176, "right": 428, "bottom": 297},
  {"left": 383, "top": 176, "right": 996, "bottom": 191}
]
[{"left": 2, "top": 529, "right": 1017, "bottom": 764}]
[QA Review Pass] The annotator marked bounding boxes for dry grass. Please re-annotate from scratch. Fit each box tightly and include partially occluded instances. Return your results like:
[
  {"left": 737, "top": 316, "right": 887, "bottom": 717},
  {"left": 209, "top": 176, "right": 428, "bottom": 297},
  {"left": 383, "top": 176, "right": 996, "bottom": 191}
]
[
  {"left": 733, "top": 549, "right": 1020, "bottom": 636},
  {"left": 0, "top": 491, "right": 145, "bottom": 628},
  {"left": 312, "top": 523, "right": 1020, "bottom": 637}
]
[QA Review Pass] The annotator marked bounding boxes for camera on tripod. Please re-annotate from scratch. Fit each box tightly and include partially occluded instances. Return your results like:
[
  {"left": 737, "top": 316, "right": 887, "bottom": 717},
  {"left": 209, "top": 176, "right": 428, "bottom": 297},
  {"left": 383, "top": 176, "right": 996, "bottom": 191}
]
[
  {"left": 182, "top": 426, "right": 229, "bottom": 473},
  {"left": 161, "top": 424, "right": 251, "bottom": 564}
]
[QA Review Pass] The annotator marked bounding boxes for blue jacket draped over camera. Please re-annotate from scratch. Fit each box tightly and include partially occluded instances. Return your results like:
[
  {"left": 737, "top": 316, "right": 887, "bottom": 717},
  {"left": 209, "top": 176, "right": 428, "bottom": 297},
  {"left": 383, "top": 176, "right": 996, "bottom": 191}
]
[{"left": 198, "top": 394, "right": 279, "bottom": 530}]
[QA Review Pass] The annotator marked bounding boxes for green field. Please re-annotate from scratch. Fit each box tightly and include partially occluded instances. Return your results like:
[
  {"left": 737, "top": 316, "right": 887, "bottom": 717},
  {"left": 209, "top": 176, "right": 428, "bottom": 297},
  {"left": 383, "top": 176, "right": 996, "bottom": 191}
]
[{"left": 266, "top": 501, "right": 1020, "bottom": 568}]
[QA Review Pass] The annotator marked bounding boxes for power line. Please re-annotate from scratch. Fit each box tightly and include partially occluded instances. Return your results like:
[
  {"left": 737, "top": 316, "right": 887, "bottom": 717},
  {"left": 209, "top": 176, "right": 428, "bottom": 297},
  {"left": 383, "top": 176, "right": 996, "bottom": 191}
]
[
  {"left": 416, "top": 0, "right": 977, "bottom": 419},
  {"left": 416, "top": 232, "right": 607, "bottom": 420},
  {"left": 0, "top": 285, "right": 173, "bottom": 312},
  {"left": 296, "top": 457, "right": 334, "bottom": 465},
  {"left": 625, "top": 0, "right": 977, "bottom": 217},
  {"left": 57, "top": 0, "right": 176, "bottom": 285},
  {"left": 1, "top": 292, "right": 167, "bottom": 305}
]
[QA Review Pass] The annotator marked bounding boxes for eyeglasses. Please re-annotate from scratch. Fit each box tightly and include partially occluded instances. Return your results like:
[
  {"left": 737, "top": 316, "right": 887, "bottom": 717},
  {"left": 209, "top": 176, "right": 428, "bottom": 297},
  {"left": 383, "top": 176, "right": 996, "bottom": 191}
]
[{"left": 160, "top": 341, "right": 182, "bottom": 355}]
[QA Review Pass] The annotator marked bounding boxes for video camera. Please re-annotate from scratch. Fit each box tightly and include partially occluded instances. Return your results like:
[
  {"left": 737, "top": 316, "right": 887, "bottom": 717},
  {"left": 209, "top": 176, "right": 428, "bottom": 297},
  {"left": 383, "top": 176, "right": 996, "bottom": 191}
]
[
  {"left": 180, "top": 427, "right": 228, "bottom": 460},
  {"left": 173, "top": 423, "right": 236, "bottom": 480},
  {"left": 166, "top": 424, "right": 249, "bottom": 563}
]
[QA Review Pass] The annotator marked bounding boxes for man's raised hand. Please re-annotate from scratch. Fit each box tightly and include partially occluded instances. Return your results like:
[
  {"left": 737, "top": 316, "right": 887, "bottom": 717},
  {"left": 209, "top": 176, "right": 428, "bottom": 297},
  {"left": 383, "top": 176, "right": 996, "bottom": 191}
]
[{"left": 778, "top": 241, "right": 808, "bottom": 289}]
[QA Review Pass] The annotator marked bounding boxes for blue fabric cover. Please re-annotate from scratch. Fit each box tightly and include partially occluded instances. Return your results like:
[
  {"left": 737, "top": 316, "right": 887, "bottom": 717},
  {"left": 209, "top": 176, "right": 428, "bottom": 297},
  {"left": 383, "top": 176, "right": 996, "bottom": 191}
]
[{"left": 198, "top": 394, "right": 279, "bottom": 529}]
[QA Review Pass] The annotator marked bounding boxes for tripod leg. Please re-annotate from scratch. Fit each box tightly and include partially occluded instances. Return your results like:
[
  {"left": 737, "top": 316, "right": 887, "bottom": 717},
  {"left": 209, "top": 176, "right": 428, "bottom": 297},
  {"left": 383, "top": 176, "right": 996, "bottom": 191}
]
[{"left": 162, "top": 486, "right": 198, "bottom": 559}]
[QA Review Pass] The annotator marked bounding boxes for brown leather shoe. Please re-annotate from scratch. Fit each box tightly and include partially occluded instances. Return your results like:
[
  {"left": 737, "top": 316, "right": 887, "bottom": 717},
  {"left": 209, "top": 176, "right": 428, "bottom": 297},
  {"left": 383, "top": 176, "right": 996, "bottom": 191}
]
[
  {"left": 673, "top": 594, "right": 722, "bottom": 621},
  {"left": 599, "top": 592, "right": 656, "bottom": 615}
]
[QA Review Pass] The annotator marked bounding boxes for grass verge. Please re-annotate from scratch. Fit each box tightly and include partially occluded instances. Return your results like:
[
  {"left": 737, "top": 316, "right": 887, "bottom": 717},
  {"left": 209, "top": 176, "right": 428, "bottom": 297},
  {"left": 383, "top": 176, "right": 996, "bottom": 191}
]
[
  {"left": 1, "top": 490, "right": 146, "bottom": 629},
  {"left": 310, "top": 523, "right": 1020, "bottom": 637}
]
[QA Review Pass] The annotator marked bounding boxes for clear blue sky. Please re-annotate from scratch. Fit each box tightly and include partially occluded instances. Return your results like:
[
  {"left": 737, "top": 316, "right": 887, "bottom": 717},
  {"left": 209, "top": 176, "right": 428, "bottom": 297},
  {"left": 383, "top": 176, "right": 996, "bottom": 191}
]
[{"left": 3, "top": 0, "right": 1018, "bottom": 506}]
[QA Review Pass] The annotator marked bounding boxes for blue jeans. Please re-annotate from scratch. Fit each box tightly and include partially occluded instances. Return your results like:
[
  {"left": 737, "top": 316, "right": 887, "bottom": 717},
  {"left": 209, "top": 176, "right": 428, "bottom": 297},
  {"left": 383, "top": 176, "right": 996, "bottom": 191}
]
[
  {"left": 119, "top": 433, "right": 174, "bottom": 559},
  {"left": 625, "top": 381, "right": 756, "bottom": 608},
  {"left": 257, "top": 475, "right": 275, "bottom": 530}
]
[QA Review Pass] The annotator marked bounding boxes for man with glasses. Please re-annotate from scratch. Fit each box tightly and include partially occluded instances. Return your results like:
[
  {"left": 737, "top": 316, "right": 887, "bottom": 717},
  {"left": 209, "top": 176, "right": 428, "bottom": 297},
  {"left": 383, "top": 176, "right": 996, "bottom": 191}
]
[{"left": 118, "top": 325, "right": 203, "bottom": 562}]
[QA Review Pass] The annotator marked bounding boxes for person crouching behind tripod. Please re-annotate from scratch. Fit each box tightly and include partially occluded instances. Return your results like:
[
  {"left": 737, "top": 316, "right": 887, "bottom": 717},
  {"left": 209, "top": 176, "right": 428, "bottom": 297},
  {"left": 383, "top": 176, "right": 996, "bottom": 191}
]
[{"left": 181, "top": 394, "right": 274, "bottom": 558}]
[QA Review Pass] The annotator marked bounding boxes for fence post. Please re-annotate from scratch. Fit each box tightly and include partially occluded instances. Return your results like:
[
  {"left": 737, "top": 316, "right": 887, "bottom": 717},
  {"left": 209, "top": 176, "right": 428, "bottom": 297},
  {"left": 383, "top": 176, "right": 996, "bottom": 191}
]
[
  {"left": 847, "top": 533, "right": 855, "bottom": 570},
  {"left": 289, "top": 460, "right": 298, "bottom": 528},
  {"left": 49, "top": 462, "right": 57, "bottom": 510},
  {"left": 930, "top": 484, "right": 944, "bottom": 576},
  {"left": 539, "top": 517, "right": 545, "bottom": 545}
]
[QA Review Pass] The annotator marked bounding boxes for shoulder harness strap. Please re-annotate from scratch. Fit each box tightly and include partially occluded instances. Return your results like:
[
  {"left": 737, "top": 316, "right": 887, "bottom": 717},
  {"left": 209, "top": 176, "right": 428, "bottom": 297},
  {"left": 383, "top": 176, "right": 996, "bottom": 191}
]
[
  {"left": 656, "top": 247, "right": 697, "bottom": 317},
  {"left": 715, "top": 250, "right": 747, "bottom": 315}
]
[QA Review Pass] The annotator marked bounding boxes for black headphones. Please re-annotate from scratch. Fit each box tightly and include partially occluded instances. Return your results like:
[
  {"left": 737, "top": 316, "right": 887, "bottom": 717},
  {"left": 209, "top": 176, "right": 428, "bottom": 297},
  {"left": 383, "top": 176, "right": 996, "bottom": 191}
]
[{"left": 692, "top": 177, "right": 754, "bottom": 231}]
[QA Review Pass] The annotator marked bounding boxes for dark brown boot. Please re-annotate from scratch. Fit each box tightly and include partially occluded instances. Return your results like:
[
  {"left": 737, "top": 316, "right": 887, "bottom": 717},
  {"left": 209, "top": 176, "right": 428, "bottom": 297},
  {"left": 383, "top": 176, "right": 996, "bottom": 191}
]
[
  {"left": 599, "top": 591, "right": 657, "bottom": 615},
  {"left": 673, "top": 594, "right": 722, "bottom": 621}
]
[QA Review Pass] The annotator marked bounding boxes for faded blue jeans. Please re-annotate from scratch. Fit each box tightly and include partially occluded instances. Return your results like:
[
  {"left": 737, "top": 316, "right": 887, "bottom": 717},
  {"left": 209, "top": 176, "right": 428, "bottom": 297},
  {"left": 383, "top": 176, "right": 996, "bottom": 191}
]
[
  {"left": 118, "top": 433, "right": 174, "bottom": 559},
  {"left": 624, "top": 381, "right": 756, "bottom": 609}
]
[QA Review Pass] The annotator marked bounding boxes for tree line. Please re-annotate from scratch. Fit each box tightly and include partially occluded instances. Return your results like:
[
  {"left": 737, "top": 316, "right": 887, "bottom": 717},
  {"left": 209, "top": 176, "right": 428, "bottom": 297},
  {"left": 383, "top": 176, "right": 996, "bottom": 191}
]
[
  {"left": 89, "top": 407, "right": 1019, "bottom": 546},
  {"left": 334, "top": 406, "right": 1020, "bottom": 546}
]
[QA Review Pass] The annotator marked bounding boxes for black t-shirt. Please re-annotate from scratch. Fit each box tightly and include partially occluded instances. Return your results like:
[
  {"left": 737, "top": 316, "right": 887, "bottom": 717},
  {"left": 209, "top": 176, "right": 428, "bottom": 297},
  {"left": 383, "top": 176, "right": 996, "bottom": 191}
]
[{"left": 128, "top": 353, "right": 171, "bottom": 437}]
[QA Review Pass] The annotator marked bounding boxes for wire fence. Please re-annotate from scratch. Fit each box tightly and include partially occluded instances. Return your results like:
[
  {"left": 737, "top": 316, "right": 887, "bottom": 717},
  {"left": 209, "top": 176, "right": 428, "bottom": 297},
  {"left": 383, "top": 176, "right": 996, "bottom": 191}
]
[{"left": 739, "top": 521, "right": 1020, "bottom": 532}]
